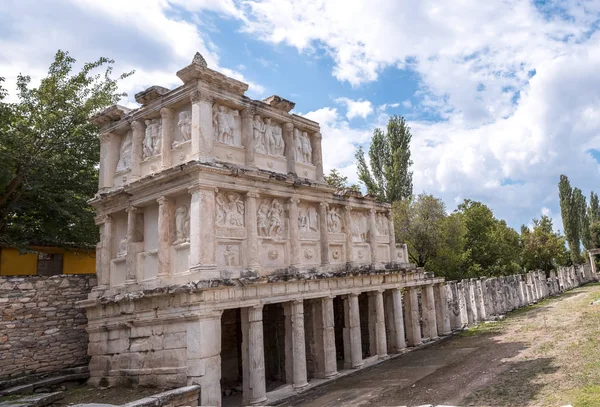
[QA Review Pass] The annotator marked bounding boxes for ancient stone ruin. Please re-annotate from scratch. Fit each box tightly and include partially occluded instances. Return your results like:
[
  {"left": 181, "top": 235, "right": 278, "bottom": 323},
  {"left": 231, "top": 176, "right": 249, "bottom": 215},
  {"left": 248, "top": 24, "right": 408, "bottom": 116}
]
[{"left": 81, "top": 53, "right": 448, "bottom": 406}]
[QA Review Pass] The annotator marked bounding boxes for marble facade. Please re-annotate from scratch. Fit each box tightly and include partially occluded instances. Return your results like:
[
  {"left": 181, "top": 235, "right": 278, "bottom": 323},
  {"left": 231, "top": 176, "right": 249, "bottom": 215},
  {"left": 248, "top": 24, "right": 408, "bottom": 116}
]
[{"left": 82, "top": 53, "right": 445, "bottom": 406}]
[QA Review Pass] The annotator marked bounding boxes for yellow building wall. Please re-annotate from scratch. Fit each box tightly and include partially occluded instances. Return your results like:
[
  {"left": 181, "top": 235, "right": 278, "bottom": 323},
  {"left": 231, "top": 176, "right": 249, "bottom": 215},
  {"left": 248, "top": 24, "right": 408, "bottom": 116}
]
[
  {"left": 63, "top": 250, "right": 96, "bottom": 274},
  {"left": 0, "top": 247, "right": 96, "bottom": 276},
  {"left": 0, "top": 248, "right": 38, "bottom": 276}
]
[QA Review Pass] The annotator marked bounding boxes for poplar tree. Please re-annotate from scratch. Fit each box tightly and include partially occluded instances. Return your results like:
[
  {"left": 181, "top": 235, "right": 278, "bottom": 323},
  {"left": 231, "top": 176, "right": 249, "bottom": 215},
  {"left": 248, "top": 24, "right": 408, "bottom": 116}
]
[
  {"left": 558, "top": 175, "right": 581, "bottom": 262},
  {"left": 355, "top": 115, "right": 413, "bottom": 203}
]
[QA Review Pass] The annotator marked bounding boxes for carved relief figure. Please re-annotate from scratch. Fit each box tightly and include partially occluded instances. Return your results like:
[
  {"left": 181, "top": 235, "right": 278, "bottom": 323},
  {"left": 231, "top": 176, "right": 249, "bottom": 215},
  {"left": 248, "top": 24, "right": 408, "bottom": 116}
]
[
  {"left": 116, "top": 132, "right": 132, "bottom": 172},
  {"left": 299, "top": 206, "right": 318, "bottom": 233},
  {"left": 213, "top": 105, "right": 238, "bottom": 145},
  {"left": 301, "top": 131, "right": 312, "bottom": 163},
  {"left": 173, "top": 205, "right": 190, "bottom": 245},
  {"left": 176, "top": 111, "right": 192, "bottom": 146},
  {"left": 152, "top": 119, "right": 161, "bottom": 155},
  {"left": 117, "top": 237, "right": 127, "bottom": 257},
  {"left": 376, "top": 213, "right": 389, "bottom": 236},
  {"left": 327, "top": 207, "right": 342, "bottom": 233},
  {"left": 143, "top": 119, "right": 154, "bottom": 159},
  {"left": 351, "top": 212, "right": 368, "bottom": 242},
  {"left": 216, "top": 192, "right": 244, "bottom": 227},
  {"left": 253, "top": 115, "right": 266, "bottom": 154},
  {"left": 223, "top": 244, "right": 236, "bottom": 266},
  {"left": 258, "top": 199, "right": 285, "bottom": 237},
  {"left": 271, "top": 124, "right": 285, "bottom": 156},
  {"left": 143, "top": 119, "right": 162, "bottom": 159}
]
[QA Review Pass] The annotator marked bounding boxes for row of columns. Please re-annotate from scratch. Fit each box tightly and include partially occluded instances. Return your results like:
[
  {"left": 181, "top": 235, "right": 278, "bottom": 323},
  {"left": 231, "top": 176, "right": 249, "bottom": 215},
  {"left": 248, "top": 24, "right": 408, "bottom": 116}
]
[
  {"left": 98, "top": 92, "right": 325, "bottom": 192},
  {"left": 209, "top": 284, "right": 449, "bottom": 406}
]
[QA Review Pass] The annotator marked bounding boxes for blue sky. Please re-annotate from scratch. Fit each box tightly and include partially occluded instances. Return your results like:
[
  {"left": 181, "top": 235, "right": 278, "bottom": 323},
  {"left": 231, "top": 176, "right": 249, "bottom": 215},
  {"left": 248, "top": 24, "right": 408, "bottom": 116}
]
[{"left": 2, "top": 0, "right": 600, "bottom": 232}]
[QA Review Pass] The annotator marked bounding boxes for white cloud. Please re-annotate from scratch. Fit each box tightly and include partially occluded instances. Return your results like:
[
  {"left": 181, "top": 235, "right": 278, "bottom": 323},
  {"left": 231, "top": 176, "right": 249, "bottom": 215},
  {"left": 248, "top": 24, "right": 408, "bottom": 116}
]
[{"left": 335, "top": 97, "right": 374, "bottom": 120}]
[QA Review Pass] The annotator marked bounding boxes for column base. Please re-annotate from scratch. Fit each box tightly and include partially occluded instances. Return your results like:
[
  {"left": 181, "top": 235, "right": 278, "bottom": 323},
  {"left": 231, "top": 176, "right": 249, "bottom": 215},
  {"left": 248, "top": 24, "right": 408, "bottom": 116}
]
[
  {"left": 248, "top": 396, "right": 268, "bottom": 406},
  {"left": 293, "top": 382, "right": 309, "bottom": 390}
]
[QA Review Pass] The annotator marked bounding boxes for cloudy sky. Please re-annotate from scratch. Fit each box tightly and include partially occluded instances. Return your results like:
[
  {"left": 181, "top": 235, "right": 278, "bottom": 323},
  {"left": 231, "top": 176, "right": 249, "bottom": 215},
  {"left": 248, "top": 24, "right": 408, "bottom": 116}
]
[{"left": 2, "top": 0, "right": 600, "bottom": 231}]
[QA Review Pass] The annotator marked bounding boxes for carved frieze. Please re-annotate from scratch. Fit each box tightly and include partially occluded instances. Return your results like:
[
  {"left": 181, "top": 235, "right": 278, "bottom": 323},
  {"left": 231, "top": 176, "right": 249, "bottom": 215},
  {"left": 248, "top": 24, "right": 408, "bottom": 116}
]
[
  {"left": 143, "top": 119, "right": 162, "bottom": 159},
  {"left": 327, "top": 207, "right": 343, "bottom": 233},
  {"left": 216, "top": 191, "right": 245, "bottom": 238},
  {"left": 218, "top": 243, "right": 240, "bottom": 267},
  {"left": 173, "top": 110, "right": 191, "bottom": 148},
  {"left": 254, "top": 115, "right": 285, "bottom": 157},
  {"left": 376, "top": 213, "right": 389, "bottom": 236},
  {"left": 298, "top": 204, "right": 318, "bottom": 238},
  {"left": 351, "top": 212, "right": 368, "bottom": 243},
  {"left": 295, "top": 130, "right": 312, "bottom": 164}
]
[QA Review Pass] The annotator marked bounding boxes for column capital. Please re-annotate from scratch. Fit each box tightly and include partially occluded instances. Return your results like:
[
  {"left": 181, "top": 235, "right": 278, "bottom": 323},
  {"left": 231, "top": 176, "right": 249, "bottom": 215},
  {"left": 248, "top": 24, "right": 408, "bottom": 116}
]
[
  {"left": 283, "top": 122, "right": 294, "bottom": 131},
  {"left": 367, "top": 288, "right": 386, "bottom": 295},
  {"left": 319, "top": 201, "right": 329, "bottom": 209},
  {"left": 126, "top": 205, "right": 140, "bottom": 213},
  {"left": 99, "top": 132, "right": 117, "bottom": 143},
  {"left": 241, "top": 106, "right": 255, "bottom": 118},
  {"left": 190, "top": 90, "right": 212, "bottom": 104},
  {"left": 160, "top": 107, "right": 175, "bottom": 119},
  {"left": 289, "top": 195, "right": 300, "bottom": 204},
  {"left": 157, "top": 196, "right": 170, "bottom": 205},
  {"left": 313, "top": 131, "right": 322, "bottom": 139},
  {"left": 94, "top": 214, "right": 112, "bottom": 225},
  {"left": 246, "top": 191, "right": 260, "bottom": 199},
  {"left": 344, "top": 204, "right": 353, "bottom": 211},
  {"left": 130, "top": 120, "right": 145, "bottom": 132}
]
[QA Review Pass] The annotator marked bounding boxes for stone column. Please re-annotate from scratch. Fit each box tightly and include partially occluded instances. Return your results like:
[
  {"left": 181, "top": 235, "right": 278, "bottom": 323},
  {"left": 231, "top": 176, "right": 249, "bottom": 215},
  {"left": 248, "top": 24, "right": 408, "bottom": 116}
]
[
  {"left": 422, "top": 284, "right": 438, "bottom": 340},
  {"left": 187, "top": 314, "right": 222, "bottom": 407},
  {"left": 311, "top": 131, "right": 324, "bottom": 182},
  {"left": 590, "top": 252, "right": 597, "bottom": 275},
  {"left": 130, "top": 120, "right": 144, "bottom": 180},
  {"left": 242, "top": 305, "right": 267, "bottom": 406},
  {"left": 343, "top": 293, "right": 363, "bottom": 369},
  {"left": 313, "top": 297, "right": 337, "bottom": 378},
  {"left": 368, "top": 209, "right": 378, "bottom": 266},
  {"left": 188, "top": 186, "right": 217, "bottom": 277},
  {"left": 387, "top": 210, "right": 396, "bottom": 262},
  {"left": 97, "top": 215, "right": 112, "bottom": 287},
  {"left": 387, "top": 288, "right": 406, "bottom": 352},
  {"left": 289, "top": 196, "right": 300, "bottom": 267},
  {"left": 369, "top": 290, "right": 387, "bottom": 359},
  {"left": 284, "top": 300, "right": 308, "bottom": 389},
  {"left": 344, "top": 205, "right": 354, "bottom": 265},
  {"left": 98, "top": 133, "right": 120, "bottom": 190},
  {"left": 190, "top": 90, "right": 213, "bottom": 161},
  {"left": 283, "top": 122, "right": 296, "bottom": 175},
  {"left": 156, "top": 196, "right": 173, "bottom": 277},
  {"left": 245, "top": 192, "right": 260, "bottom": 271},
  {"left": 404, "top": 287, "right": 422, "bottom": 346},
  {"left": 242, "top": 108, "right": 255, "bottom": 167},
  {"left": 160, "top": 108, "right": 174, "bottom": 169},
  {"left": 434, "top": 283, "right": 451, "bottom": 336},
  {"left": 319, "top": 202, "right": 330, "bottom": 265},
  {"left": 474, "top": 278, "right": 487, "bottom": 321}
]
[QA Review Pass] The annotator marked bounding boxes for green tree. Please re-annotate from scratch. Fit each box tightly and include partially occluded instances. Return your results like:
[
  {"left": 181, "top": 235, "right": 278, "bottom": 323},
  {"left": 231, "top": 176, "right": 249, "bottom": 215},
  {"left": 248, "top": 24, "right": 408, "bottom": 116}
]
[
  {"left": 0, "top": 50, "right": 132, "bottom": 248},
  {"left": 427, "top": 213, "right": 467, "bottom": 280},
  {"left": 589, "top": 191, "right": 600, "bottom": 223},
  {"left": 324, "top": 168, "right": 360, "bottom": 193},
  {"left": 521, "top": 215, "right": 568, "bottom": 272},
  {"left": 558, "top": 175, "right": 581, "bottom": 263},
  {"left": 573, "top": 188, "right": 592, "bottom": 251},
  {"left": 393, "top": 194, "right": 446, "bottom": 267},
  {"left": 355, "top": 115, "right": 413, "bottom": 203}
]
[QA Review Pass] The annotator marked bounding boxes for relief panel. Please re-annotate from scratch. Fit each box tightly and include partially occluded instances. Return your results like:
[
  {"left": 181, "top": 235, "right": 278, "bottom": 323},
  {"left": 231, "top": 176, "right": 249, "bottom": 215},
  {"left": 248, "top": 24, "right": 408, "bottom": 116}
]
[
  {"left": 217, "top": 242, "right": 242, "bottom": 267},
  {"left": 257, "top": 198, "right": 287, "bottom": 239},
  {"left": 143, "top": 118, "right": 162, "bottom": 160},
  {"left": 298, "top": 203, "right": 319, "bottom": 240},
  {"left": 351, "top": 211, "right": 368, "bottom": 243},
  {"left": 254, "top": 115, "right": 285, "bottom": 157},
  {"left": 353, "top": 243, "right": 371, "bottom": 264},
  {"left": 375, "top": 213, "right": 390, "bottom": 236},
  {"left": 294, "top": 129, "right": 312, "bottom": 164},
  {"left": 260, "top": 241, "right": 287, "bottom": 268},
  {"left": 329, "top": 244, "right": 345, "bottom": 264},
  {"left": 377, "top": 244, "right": 390, "bottom": 263},
  {"left": 216, "top": 191, "right": 245, "bottom": 239},
  {"left": 212, "top": 104, "right": 241, "bottom": 146},
  {"left": 300, "top": 242, "right": 320, "bottom": 265}
]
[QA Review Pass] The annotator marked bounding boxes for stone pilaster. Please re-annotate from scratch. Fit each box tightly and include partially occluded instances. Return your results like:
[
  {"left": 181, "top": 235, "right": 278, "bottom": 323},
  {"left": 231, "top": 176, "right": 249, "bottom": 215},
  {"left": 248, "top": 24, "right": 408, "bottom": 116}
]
[
  {"left": 311, "top": 131, "right": 324, "bottom": 182},
  {"left": 475, "top": 279, "right": 487, "bottom": 320},
  {"left": 434, "top": 283, "right": 452, "bottom": 336},
  {"left": 190, "top": 90, "right": 213, "bottom": 161},
  {"left": 284, "top": 300, "right": 308, "bottom": 389},
  {"left": 242, "top": 305, "right": 267, "bottom": 406},
  {"left": 313, "top": 297, "right": 337, "bottom": 378},
  {"left": 343, "top": 293, "right": 363, "bottom": 369},
  {"left": 369, "top": 290, "right": 387, "bottom": 359},
  {"left": 368, "top": 208, "right": 378, "bottom": 265},
  {"left": 160, "top": 108, "right": 174, "bottom": 169},
  {"left": 404, "top": 287, "right": 422, "bottom": 346},
  {"left": 98, "top": 132, "right": 120, "bottom": 190},
  {"left": 289, "top": 196, "right": 300, "bottom": 267},
  {"left": 319, "top": 202, "right": 330, "bottom": 265},
  {"left": 188, "top": 185, "right": 217, "bottom": 277},
  {"left": 283, "top": 122, "right": 296, "bottom": 175},
  {"left": 242, "top": 108, "right": 255, "bottom": 167},
  {"left": 125, "top": 206, "right": 141, "bottom": 284},
  {"left": 422, "top": 284, "right": 438, "bottom": 340},
  {"left": 187, "top": 314, "right": 222, "bottom": 407},
  {"left": 387, "top": 209, "right": 396, "bottom": 261},
  {"left": 97, "top": 215, "right": 112, "bottom": 287},
  {"left": 130, "top": 120, "right": 144, "bottom": 180},
  {"left": 344, "top": 205, "right": 354, "bottom": 265},
  {"left": 157, "top": 196, "right": 173, "bottom": 277},
  {"left": 245, "top": 192, "right": 260, "bottom": 271}
]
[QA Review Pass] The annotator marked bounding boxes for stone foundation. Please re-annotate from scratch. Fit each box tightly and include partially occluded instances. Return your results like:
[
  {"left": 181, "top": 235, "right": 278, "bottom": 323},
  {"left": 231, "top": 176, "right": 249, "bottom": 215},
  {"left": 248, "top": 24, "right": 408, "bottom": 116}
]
[{"left": 0, "top": 275, "right": 95, "bottom": 380}]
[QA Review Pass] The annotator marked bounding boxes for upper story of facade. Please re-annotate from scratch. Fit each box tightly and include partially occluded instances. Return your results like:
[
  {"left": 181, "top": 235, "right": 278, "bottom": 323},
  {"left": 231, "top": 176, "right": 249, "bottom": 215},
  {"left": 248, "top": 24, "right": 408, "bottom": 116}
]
[{"left": 92, "top": 52, "right": 324, "bottom": 193}]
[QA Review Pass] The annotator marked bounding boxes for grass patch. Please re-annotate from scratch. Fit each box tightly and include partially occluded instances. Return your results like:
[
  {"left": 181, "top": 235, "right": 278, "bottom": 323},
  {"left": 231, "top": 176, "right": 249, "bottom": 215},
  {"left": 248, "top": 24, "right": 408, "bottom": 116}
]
[
  {"left": 458, "top": 321, "right": 501, "bottom": 337},
  {"left": 563, "top": 384, "right": 600, "bottom": 407}
]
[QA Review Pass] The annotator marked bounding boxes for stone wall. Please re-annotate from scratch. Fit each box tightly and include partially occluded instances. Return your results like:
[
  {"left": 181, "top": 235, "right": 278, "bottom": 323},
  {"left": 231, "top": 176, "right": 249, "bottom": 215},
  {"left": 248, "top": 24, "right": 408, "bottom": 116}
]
[
  {"left": 0, "top": 274, "right": 95, "bottom": 380},
  {"left": 445, "top": 264, "right": 596, "bottom": 329}
]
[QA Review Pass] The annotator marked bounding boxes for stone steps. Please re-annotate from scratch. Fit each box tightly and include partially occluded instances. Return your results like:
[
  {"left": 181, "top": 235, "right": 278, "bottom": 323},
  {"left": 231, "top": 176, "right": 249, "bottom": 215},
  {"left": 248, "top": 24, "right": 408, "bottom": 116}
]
[
  {"left": 0, "top": 371, "right": 89, "bottom": 397},
  {"left": 0, "top": 392, "right": 63, "bottom": 407}
]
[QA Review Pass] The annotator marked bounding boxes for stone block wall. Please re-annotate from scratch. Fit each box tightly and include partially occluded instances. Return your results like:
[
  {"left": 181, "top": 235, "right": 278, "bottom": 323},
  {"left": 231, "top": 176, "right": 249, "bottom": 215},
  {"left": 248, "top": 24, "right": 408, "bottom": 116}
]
[
  {"left": 445, "top": 264, "right": 596, "bottom": 329},
  {"left": 0, "top": 274, "right": 95, "bottom": 380}
]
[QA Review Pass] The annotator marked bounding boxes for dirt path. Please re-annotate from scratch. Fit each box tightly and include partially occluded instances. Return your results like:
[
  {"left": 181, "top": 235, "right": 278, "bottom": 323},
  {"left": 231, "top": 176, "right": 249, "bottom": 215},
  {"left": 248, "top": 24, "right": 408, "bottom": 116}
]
[{"left": 278, "top": 283, "right": 600, "bottom": 407}]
